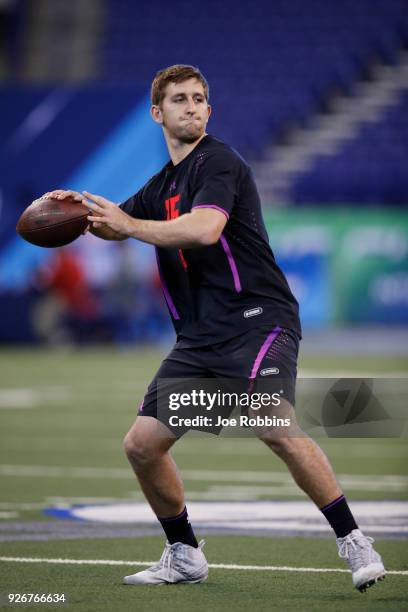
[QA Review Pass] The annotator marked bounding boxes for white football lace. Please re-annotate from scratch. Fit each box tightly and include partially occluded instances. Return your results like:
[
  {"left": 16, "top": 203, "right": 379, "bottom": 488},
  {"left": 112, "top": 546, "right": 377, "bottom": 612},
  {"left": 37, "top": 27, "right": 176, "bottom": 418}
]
[
  {"left": 163, "top": 543, "right": 185, "bottom": 577},
  {"left": 338, "top": 533, "right": 374, "bottom": 560},
  {"left": 148, "top": 544, "right": 171, "bottom": 574},
  {"left": 164, "top": 546, "right": 173, "bottom": 577},
  {"left": 154, "top": 540, "right": 206, "bottom": 580}
]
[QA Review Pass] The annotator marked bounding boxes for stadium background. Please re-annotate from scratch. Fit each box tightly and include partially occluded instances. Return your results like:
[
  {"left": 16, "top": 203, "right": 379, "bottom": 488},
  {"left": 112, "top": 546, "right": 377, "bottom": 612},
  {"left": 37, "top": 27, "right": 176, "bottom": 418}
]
[{"left": 0, "top": 1, "right": 407, "bottom": 610}]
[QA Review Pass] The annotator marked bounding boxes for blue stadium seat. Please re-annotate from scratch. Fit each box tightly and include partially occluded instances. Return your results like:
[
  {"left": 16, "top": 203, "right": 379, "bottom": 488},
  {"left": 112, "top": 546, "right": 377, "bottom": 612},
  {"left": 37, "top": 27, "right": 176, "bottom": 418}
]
[
  {"left": 101, "top": 0, "right": 407, "bottom": 165},
  {"left": 291, "top": 92, "right": 408, "bottom": 205}
]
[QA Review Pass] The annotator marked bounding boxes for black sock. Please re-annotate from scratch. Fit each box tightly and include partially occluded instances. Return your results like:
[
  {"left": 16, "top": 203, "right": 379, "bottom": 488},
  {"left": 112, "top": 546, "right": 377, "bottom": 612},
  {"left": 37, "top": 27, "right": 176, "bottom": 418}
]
[
  {"left": 320, "top": 494, "right": 358, "bottom": 538},
  {"left": 158, "top": 506, "right": 198, "bottom": 547}
]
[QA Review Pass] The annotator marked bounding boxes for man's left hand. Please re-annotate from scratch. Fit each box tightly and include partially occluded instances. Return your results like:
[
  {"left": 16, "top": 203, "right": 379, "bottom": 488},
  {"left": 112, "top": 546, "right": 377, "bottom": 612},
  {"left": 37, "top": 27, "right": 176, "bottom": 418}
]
[{"left": 84, "top": 191, "right": 134, "bottom": 236}]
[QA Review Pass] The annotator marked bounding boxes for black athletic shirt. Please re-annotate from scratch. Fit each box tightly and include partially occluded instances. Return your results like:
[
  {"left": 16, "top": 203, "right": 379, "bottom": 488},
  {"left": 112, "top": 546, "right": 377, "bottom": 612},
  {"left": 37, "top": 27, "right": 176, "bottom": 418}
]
[{"left": 120, "top": 135, "right": 301, "bottom": 346}]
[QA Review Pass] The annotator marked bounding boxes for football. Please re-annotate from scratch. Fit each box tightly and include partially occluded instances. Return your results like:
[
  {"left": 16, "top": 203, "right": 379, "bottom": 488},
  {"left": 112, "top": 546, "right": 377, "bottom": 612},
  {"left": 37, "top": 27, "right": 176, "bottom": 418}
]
[{"left": 16, "top": 196, "right": 90, "bottom": 248}]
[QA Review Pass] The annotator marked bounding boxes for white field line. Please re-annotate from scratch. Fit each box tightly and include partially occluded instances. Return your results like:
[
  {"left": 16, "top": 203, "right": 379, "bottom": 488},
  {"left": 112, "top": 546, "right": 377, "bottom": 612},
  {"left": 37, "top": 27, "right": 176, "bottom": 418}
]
[
  {"left": 186, "top": 487, "right": 306, "bottom": 499},
  {"left": 1, "top": 440, "right": 405, "bottom": 459},
  {"left": 0, "top": 388, "right": 69, "bottom": 409},
  {"left": 0, "top": 512, "right": 18, "bottom": 519},
  {"left": 0, "top": 556, "right": 406, "bottom": 575},
  {"left": 0, "top": 498, "right": 143, "bottom": 510},
  {"left": 0, "top": 465, "right": 406, "bottom": 491},
  {"left": 298, "top": 369, "right": 408, "bottom": 378},
  {"left": 0, "top": 502, "right": 46, "bottom": 510},
  {"left": 176, "top": 444, "right": 407, "bottom": 458}
]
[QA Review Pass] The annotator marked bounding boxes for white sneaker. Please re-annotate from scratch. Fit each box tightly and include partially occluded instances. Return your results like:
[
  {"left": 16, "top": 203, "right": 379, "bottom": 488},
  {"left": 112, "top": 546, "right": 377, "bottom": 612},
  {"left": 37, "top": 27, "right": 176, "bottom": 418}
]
[
  {"left": 337, "top": 529, "right": 386, "bottom": 592},
  {"left": 123, "top": 540, "right": 208, "bottom": 585}
]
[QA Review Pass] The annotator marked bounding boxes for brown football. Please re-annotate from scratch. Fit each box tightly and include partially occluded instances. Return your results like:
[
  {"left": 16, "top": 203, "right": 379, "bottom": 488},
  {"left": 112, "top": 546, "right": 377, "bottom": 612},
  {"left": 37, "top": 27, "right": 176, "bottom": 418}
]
[{"left": 16, "top": 196, "right": 90, "bottom": 248}]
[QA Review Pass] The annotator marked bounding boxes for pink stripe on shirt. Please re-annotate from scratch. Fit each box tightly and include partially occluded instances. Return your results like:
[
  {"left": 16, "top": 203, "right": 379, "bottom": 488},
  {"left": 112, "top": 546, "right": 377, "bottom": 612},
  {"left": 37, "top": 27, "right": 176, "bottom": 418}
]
[
  {"left": 220, "top": 234, "right": 242, "bottom": 292},
  {"left": 192, "top": 204, "right": 230, "bottom": 220}
]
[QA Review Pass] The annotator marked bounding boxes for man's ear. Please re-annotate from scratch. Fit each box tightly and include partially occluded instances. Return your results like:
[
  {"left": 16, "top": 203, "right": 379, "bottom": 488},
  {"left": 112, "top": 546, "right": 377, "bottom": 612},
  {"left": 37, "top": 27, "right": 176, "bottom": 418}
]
[
  {"left": 204, "top": 104, "right": 212, "bottom": 128},
  {"left": 151, "top": 105, "right": 163, "bottom": 125}
]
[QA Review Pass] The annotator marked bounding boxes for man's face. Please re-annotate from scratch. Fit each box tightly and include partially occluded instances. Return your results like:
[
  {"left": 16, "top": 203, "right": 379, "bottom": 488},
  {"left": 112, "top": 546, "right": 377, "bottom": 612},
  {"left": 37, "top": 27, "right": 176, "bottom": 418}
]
[{"left": 151, "top": 78, "right": 211, "bottom": 143}]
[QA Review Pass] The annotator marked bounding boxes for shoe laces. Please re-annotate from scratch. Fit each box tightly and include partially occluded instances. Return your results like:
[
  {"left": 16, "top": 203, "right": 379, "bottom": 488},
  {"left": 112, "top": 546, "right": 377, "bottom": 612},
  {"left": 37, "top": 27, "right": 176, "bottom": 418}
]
[
  {"left": 337, "top": 532, "right": 374, "bottom": 560},
  {"left": 172, "top": 539, "right": 205, "bottom": 557},
  {"left": 156, "top": 540, "right": 205, "bottom": 574},
  {"left": 148, "top": 542, "right": 172, "bottom": 574}
]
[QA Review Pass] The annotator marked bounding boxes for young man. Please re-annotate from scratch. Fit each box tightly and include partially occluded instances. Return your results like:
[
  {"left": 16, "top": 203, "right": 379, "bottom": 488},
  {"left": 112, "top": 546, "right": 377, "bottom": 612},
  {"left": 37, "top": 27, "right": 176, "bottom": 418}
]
[{"left": 46, "top": 65, "right": 385, "bottom": 591}]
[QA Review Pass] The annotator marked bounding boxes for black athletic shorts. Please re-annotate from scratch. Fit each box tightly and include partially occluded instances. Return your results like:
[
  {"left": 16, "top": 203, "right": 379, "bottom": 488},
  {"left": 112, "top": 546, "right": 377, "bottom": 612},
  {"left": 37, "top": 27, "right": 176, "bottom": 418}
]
[{"left": 138, "top": 326, "right": 299, "bottom": 435}]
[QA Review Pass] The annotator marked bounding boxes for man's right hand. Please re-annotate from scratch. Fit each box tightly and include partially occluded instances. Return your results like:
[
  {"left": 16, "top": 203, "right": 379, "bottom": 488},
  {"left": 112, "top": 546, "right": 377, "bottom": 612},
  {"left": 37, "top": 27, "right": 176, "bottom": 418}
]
[
  {"left": 40, "top": 189, "right": 126, "bottom": 241},
  {"left": 42, "top": 189, "right": 84, "bottom": 202},
  {"left": 41, "top": 190, "right": 91, "bottom": 234}
]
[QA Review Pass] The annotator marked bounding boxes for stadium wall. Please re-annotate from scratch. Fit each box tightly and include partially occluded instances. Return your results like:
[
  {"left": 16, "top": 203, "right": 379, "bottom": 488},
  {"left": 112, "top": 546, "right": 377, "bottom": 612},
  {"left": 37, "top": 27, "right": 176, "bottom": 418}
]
[{"left": 265, "top": 209, "right": 408, "bottom": 326}]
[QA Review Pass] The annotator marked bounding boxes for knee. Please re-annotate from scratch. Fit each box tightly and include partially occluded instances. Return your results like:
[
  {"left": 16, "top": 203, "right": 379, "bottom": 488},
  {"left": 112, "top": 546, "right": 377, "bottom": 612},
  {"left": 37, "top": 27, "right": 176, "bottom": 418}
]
[
  {"left": 123, "top": 431, "right": 157, "bottom": 468},
  {"left": 260, "top": 434, "right": 298, "bottom": 458}
]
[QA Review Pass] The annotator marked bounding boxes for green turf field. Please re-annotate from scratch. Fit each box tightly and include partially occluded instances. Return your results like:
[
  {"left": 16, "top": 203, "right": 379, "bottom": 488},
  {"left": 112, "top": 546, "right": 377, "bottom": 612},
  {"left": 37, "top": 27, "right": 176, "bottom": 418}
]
[
  {"left": 0, "top": 348, "right": 407, "bottom": 611},
  {"left": 1, "top": 537, "right": 407, "bottom": 612}
]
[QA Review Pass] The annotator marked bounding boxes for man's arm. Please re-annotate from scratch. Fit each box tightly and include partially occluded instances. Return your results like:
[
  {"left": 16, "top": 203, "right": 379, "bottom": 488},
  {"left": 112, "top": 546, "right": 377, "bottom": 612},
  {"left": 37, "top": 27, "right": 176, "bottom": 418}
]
[
  {"left": 84, "top": 191, "right": 227, "bottom": 248},
  {"left": 89, "top": 225, "right": 128, "bottom": 241}
]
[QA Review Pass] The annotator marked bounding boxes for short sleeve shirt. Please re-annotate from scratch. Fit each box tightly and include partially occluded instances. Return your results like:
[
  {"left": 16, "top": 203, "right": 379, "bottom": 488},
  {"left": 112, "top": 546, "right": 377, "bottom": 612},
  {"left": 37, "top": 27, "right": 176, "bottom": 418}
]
[{"left": 120, "top": 135, "right": 301, "bottom": 346}]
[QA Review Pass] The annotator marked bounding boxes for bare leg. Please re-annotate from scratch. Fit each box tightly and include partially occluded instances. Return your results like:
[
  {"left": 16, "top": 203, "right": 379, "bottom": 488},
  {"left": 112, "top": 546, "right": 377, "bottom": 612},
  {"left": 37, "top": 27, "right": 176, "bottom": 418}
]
[
  {"left": 266, "top": 435, "right": 342, "bottom": 507},
  {"left": 123, "top": 415, "right": 184, "bottom": 517},
  {"left": 253, "top": 401, "right": 342, "bottom": 507},
  {"left": 122, "top": 416, "right": 208, "bottom": 585}
]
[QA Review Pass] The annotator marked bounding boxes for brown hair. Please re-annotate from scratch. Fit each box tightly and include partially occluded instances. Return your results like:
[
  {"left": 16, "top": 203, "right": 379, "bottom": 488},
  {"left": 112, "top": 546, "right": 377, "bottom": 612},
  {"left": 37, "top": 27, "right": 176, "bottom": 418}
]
[{"left": 151, "top": 64, "right": 209, "bottom": 106}]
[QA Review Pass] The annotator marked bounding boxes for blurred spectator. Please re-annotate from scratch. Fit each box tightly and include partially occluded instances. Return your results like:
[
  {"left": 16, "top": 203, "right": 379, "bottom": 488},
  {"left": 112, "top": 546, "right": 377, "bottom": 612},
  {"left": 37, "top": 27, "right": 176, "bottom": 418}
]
[
  {"left": 32, "top": 248, "right": 102, "bottom": 345},
  {"left": 105, "top": 240, "right": 172, "bottom": 345}
]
